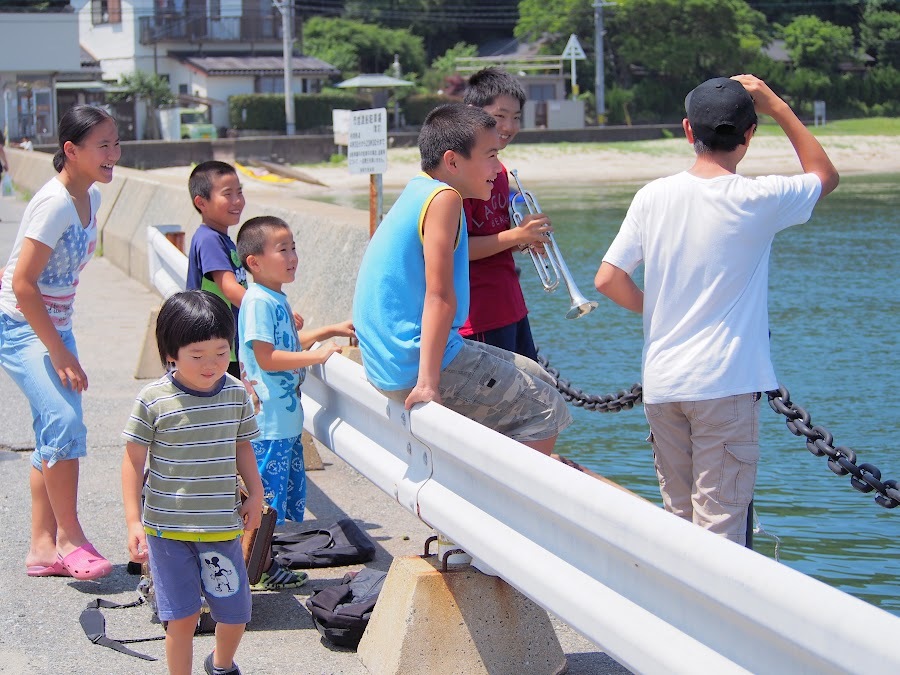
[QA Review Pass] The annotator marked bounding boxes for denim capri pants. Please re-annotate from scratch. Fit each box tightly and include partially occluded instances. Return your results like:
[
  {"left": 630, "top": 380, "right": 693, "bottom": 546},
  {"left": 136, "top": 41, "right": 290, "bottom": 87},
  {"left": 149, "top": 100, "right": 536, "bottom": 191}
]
[{"left": 0, "top": 314, "right": 88, "bottom": 470}]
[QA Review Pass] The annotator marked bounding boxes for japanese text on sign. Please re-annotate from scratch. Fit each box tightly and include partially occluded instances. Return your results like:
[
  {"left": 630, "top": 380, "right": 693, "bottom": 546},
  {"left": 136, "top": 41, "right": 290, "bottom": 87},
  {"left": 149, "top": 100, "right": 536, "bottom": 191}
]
[{"left": 348, "top": 108, "right": 388, "bottom": 175}]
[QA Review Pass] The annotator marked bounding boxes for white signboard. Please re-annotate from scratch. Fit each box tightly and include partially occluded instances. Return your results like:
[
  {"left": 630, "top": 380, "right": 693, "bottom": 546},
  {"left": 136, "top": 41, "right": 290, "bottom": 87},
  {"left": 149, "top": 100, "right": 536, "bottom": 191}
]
[
  {"left": 562, "top": 34, "right": 587, "bottom": 98},
  {"left": 348, "top": 108, "right": 388, "bottom": 175},
  {"left": 332, "top": 108, "right": 351, "bottom": 146},
  {"left": 561, "top": 34, "right": 586, "bottom": 60}
]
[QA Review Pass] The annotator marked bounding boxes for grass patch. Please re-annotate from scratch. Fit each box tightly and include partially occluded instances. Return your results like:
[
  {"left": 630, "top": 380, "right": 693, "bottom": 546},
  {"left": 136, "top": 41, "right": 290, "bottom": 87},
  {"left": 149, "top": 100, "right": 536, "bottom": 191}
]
[{"left": 755, "top": 116, "right": 900, "bottom": 137}]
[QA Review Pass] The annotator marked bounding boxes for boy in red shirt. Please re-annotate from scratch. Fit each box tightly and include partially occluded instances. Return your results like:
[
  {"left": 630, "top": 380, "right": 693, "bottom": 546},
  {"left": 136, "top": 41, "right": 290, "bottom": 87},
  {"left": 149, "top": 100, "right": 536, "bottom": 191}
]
[{"left": 461, "top": 68, "right": 552, "bottom": 360}]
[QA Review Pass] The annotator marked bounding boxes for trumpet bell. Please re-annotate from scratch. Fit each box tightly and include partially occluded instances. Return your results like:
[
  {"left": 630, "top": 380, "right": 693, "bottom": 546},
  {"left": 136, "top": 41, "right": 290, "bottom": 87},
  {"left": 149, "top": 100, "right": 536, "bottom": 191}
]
[{"left": 566, "top": 297, "right": 599, "bottom": 320}]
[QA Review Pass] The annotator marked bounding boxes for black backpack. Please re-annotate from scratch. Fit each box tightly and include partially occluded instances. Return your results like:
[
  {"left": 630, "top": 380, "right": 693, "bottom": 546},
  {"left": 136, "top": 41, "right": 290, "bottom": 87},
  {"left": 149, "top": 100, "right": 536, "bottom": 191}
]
[
  {"left": 272, "top": 518, "right": 376, "bottom": 569},
  {"left": 305, "top": 568, "right": 387, "bottom": 648}
]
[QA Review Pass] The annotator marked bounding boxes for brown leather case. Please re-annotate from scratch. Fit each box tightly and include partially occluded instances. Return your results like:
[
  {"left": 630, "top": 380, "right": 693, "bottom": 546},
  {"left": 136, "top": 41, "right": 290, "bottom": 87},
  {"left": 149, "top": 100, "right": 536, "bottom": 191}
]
[{"left": 239, "top": 487, "right": 277, "bottom": 585}]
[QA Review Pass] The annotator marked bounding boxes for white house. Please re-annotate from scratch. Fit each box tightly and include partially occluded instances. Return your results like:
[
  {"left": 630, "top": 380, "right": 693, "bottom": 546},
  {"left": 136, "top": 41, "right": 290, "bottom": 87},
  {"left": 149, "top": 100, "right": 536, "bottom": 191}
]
[
  {"left": 0, "top": 8, "right": 81, "bottom": 144},
  {"left": 72, "top": 0, "right": 339, "bottom": 138}
]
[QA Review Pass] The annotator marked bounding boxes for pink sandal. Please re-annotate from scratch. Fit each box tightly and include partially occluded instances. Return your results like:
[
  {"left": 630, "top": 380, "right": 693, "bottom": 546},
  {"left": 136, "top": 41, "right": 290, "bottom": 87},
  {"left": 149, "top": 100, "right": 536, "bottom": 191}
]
[
  {"left": 26, "top": 560, "right": 71, "bottom": 577},
  {"left": 58, "top": 544, "right": 112, "bottom": 580}
]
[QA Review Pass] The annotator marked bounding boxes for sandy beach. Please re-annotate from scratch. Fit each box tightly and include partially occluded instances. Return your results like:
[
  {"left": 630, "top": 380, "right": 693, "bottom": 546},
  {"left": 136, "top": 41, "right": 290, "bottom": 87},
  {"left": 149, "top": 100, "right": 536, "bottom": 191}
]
[{"left": 150, "top": 133, "right": 900, "bottom": 202}]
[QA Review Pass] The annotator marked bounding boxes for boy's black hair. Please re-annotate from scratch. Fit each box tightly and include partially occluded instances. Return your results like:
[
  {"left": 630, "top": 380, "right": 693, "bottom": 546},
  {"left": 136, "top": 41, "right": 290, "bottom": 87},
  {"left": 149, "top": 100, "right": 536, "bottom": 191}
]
[
  {"left": 236, "top": 216, "right": 291, "bottom": 268},
  {"left": 419, "top": 103, "right": 497, "bottom": 172},
  {"left": 188, "top": 160, "right": 238, "bottom": 214},
  {"left": 693, "top": 137, "right": 746, "bottom": 154},
  {"left": 463, "top": 67, "right": 527, "bottom": 109},
  {"left": 155, "top": 290, "right": 235, "bottom": 366}
]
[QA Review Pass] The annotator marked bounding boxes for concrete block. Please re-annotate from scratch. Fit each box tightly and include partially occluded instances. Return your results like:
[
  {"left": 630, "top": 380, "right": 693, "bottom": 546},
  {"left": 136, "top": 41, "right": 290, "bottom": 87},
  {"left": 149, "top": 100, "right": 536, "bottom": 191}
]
[
  {"left": 357, "top": 556, "right": 567, "bottom": 675},
  {"left": 134, "top": 307, "right": 165, "bottom": 380},
  {"left": 6, "top": 148, "right": 58, "bottom": 197},
  {"left": 301, "top": 430, "right": 324, "bottom": 471},
  {"left": 101, "top": 176, "right": 160, "bottom": 276}
]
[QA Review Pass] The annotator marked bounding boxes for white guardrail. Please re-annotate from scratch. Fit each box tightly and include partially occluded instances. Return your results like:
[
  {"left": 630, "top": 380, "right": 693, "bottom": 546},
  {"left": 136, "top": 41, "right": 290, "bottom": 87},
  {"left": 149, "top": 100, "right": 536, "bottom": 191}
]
[
  {"left": 148, "top": 227, "right": 900, "bottom": 674},
  {"left": 147, "top": 225, "right": 188, "bottom": 297}
]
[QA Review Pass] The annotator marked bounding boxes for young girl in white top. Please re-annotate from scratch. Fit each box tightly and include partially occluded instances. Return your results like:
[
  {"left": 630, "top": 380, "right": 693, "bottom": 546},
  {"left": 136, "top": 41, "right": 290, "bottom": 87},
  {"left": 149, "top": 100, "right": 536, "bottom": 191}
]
[{"left": 0, "top": 105, "right": 121, "bottom": 580}]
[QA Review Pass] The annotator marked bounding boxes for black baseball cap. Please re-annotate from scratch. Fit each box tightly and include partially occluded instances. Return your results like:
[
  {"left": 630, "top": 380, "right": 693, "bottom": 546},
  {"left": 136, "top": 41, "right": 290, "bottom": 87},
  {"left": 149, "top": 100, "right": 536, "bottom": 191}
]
[{"left": 685, "top": 77, "right": 757, "bottom": 146}]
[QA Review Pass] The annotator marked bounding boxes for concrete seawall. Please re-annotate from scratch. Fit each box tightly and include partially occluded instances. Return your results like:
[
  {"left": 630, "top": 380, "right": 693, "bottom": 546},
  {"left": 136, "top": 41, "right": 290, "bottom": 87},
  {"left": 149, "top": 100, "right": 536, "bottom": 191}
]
[
  {"left": 31, "top": 125, "right": 683, "bottom": 170},
  {"left": 5, "top": 147, "right": 368, "bottom": 330}
]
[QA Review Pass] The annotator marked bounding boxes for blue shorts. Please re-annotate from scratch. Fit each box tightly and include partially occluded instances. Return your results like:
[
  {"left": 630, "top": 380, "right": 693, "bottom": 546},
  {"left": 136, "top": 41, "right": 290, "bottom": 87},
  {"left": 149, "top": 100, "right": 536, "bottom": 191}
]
[
  {"left": 468, "top": 316, "right": 538, "bottom": 362},
  {"left": 0, "top": 314, "right": 87, "bottom": 470},
  {"left": 146, "top": 535, "right": 251, "bottom": 624},
  {"left": 253, "top": 435, "right": 306, "bottom": 525}
]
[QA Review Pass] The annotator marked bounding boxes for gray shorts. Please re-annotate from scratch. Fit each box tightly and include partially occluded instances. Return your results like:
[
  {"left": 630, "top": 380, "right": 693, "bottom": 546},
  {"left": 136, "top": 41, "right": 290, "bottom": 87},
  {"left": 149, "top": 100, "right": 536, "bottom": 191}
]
[{"left": 381, "top": 339, "right": 572, "bottom": 442}]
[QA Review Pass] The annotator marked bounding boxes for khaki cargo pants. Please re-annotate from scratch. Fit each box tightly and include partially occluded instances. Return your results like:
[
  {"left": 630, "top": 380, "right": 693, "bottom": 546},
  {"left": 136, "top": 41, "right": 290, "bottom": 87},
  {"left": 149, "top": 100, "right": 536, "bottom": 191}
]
[{"left": 645, "top": 393, "right": 761, "bottom": 546}]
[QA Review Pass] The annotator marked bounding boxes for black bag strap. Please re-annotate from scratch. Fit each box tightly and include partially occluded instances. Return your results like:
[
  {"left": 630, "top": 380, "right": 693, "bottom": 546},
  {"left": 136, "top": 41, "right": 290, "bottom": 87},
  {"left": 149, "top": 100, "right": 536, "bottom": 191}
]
[{"left": 79, "top": 597, "right": 163, "bottom": 662}]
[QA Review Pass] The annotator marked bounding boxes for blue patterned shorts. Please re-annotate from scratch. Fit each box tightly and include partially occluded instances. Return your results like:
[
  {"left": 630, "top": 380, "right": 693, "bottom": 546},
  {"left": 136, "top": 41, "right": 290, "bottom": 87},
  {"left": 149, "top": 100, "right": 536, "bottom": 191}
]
[{"left": 252, "top": 435, "right": 306, "bottom": 525}]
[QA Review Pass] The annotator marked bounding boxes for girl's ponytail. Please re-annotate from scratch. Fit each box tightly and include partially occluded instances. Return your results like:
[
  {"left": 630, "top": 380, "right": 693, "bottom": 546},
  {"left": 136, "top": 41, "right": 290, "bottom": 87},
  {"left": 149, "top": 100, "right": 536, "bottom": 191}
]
[{"left": 52, "top": 149, "right": 66, "bottom": 173}]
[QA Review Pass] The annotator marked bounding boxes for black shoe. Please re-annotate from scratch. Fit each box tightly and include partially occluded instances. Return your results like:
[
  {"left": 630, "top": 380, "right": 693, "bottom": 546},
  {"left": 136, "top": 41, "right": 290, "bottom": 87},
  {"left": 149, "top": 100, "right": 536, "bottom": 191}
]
[{"left": 204, "top": 651, "right": 242, "bottom": 675}]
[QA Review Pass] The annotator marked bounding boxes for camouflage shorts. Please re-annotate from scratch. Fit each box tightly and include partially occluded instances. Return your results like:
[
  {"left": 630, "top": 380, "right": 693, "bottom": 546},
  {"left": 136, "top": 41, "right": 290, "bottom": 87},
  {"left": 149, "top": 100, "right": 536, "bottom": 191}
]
[{"left": 381, "top": 340, "right": 573, "bottom": 442}]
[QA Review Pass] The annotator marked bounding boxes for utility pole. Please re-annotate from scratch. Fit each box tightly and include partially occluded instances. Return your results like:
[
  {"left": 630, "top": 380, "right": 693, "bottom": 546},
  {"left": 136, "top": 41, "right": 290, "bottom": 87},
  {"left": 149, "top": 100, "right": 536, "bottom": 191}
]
[
  {"left": 273, "top": 0, "right": 295, "bottom": 135},
  {"left": 593, "top": 1, "right": 613, "bottom": 126}
]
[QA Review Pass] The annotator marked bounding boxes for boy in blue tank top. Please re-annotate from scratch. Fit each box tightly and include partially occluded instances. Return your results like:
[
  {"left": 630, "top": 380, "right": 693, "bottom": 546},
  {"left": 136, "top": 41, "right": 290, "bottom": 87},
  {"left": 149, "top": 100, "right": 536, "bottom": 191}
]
[{"left": 352, "top": 103, "right": 572, "bottom": 455}]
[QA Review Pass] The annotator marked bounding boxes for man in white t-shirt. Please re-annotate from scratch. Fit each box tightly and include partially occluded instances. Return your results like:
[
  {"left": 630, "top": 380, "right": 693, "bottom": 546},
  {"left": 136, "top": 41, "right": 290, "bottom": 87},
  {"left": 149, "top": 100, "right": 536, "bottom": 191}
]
[{"left": 594, "top": 75, "right": 839, "bottom": 546}]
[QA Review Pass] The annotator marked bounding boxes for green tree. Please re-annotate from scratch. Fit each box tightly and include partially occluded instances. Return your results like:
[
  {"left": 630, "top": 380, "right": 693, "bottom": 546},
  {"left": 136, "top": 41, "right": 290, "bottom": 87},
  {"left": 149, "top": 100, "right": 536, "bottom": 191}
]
[
  {"left": 782, "top": 15, "right": 855, "bottom": 73},
  {"left": 608, "top": 0, "right": 766, "bottom": 83},
  {"left": 514, "top": 0, "right": 595, "bottom": 48},
  {"left": 107, "top": 72, "right": 175, "bottom": 140},
  {"left": 422, "top": 42, "right": 479, "bottom": 93},
  {"left": 860, "top": 7, "right": 900, "bottom": 67},
  {"left": 342, "top": 0, "right": 519, "bottom": 60},
  {"left": 603, "top": 0, "right": 766, "bottom": 120},
  {"left": 304, "top": 17, "right": 426, "bottom": 77},
  {"left": 785, "top": 67, "right": 832, "bottom": 112}
]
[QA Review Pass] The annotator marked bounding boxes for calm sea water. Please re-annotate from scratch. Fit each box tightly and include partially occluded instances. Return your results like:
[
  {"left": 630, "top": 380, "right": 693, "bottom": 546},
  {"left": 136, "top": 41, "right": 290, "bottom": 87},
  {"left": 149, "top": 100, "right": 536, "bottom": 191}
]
[{"left": 318, "top": 172, "right": 900, "bottom": 615}]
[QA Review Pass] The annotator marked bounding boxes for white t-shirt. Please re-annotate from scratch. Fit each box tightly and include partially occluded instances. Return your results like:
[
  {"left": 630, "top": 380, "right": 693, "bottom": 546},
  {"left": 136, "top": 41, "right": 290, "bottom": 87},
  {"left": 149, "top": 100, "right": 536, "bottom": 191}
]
[
  {"left": 603, "top": 171, "right": 822, "bottom": 404},
  {"left": 0, "top": 177, "right": 100, "bottom": 331}
]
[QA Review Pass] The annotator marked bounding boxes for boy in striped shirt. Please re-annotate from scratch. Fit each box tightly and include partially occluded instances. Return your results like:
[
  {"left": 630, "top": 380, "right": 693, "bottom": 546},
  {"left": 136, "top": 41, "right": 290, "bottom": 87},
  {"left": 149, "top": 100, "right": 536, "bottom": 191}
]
[{"left": 122, "top": 290, "right": 263, "bottom": 675}]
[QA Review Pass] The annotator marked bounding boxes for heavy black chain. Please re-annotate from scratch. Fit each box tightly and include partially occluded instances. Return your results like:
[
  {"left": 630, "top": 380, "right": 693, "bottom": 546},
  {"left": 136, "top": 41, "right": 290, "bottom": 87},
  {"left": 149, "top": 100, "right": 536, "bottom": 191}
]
[
  {"left": 536, "top": 350, "right": 898, "bottom": 510},
  {"left": 767, "top": 385, "right": 899, "bottom": 509},
  {"left": 536, "top": 350, "right": 642, "bottom": 413}
]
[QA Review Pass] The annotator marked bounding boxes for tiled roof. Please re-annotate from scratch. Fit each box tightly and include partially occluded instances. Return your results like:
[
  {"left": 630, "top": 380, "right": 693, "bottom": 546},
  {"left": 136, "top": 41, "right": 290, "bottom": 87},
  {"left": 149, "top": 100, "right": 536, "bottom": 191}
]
[{"left": 173, "top": 52, "right": 340, "bottom": 77}]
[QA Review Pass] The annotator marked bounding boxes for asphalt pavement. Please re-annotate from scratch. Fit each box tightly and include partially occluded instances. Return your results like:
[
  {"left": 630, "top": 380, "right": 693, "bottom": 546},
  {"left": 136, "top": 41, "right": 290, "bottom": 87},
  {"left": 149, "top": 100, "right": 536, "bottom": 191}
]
[{"left": 0, "top": 189, "right": 628, "bottom": 675}]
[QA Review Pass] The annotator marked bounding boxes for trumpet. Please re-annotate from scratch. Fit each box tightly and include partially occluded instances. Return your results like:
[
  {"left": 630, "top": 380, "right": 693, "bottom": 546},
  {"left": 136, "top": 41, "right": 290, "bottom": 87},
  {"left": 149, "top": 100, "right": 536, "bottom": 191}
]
[{"left": 509, "top": 169, "right": 598, "bottom": 320}]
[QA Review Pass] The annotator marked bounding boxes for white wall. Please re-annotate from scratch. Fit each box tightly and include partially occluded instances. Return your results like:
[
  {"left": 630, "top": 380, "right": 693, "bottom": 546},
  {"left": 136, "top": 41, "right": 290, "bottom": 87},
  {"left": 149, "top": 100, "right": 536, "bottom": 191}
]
[
  {"left": 73, "top": 0, "right": 159, "bottom": 80},
  {"left": 204, "top": 76, "right": 248, "bottom": 129},
  {"left": 0, "top": 13, "right": 80, "bottom": 72}
]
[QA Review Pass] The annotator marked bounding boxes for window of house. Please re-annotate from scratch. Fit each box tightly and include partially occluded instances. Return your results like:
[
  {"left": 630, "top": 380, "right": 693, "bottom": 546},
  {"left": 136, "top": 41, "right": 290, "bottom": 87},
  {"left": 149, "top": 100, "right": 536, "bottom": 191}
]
[
  {"left": 528, "top": 84, "right": 557, "bottom": 102},
  {"left": 256, "top": 76, "right": 284, "bottom": 94},
  {"left": 92, "top": 0, "right": 122, "bottom": 25}
]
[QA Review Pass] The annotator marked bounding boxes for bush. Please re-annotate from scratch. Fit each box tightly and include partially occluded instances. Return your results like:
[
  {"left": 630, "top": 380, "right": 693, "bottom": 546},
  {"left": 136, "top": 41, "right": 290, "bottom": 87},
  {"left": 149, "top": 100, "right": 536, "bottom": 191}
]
[
  {"left": 229, "top": 93, "right": 370, "bottom": 132},
  {"left": 604, "top": 86, "right": 635, "bottom": 125},
  {"left": 401, "top": 94, "right": 457, "bottom": 126}
]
